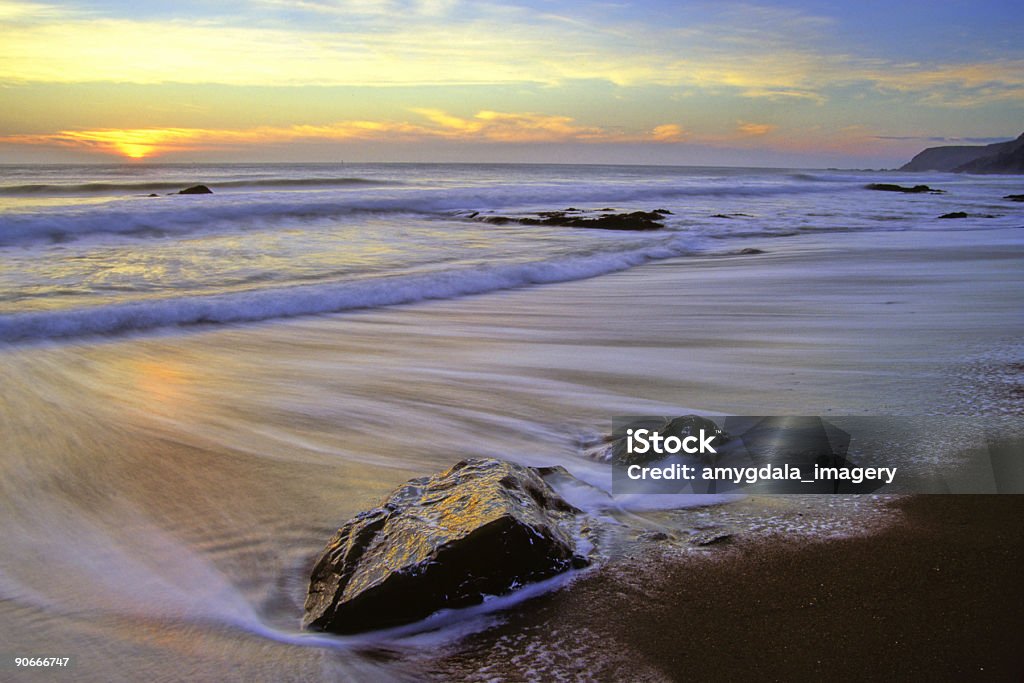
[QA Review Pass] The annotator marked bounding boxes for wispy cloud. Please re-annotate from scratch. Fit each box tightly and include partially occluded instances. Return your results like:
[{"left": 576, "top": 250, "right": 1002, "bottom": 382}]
[
  {"left": 650, "top": 124, "right": 687, "bottom": 143},
  {"left": 737, "top": 122, "right": 776, "bottom": 136},
  {"left": 411, "top": 109, "right": 608, "bottom": 142},
  {"left": 1, "top": 0, "right": 1021, "bottom": 108}
]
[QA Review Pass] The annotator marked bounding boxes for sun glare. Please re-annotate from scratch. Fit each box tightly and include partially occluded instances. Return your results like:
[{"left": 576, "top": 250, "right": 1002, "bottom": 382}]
[{"left": 115, "top": 142, "right": 155, "bottom": 159}]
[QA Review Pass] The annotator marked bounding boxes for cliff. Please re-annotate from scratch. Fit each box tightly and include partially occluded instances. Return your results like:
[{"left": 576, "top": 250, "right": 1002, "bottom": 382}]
[{"left": 900, "top": 133, "right": 1024, "bottom": 173}]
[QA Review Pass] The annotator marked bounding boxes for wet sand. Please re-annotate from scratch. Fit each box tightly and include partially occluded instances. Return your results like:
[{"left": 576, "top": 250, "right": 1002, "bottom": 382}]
[{"left": 432, "top": 495, "right": 1024, "bottom": 682}]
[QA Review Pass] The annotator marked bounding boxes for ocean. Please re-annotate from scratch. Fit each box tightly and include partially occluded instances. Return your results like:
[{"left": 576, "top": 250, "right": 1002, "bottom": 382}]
[
  {"left": 1, "top": 162, "right": 1022, "bottom": 681},
  {"left": 2, "top": 163, "right": 1020, "bottom": 342}
]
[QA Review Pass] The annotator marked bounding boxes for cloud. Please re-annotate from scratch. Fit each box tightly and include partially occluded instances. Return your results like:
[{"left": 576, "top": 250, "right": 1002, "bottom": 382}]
[
  {"left": 412, "top": 109, "right": 606, "bottom": 142},
  {"left": 737, "top": 122, "right": 775, "bottom": 136},
  {"left": 0, "top": 0, "right": 1021, "bottom": 109},
  {"left": 650, "top": 124, "right": 687, "bottom": 143}
]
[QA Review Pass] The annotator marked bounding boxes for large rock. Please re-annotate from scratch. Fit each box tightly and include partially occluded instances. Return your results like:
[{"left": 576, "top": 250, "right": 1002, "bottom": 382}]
[{"left": 303, "top": 458, "right": 586, "bottom": 634}]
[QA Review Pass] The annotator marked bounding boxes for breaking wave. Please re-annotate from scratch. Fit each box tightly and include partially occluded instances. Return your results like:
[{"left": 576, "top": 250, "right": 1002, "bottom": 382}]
[{"left": 0, "top": 238, "right": 697, "bottom": 343}]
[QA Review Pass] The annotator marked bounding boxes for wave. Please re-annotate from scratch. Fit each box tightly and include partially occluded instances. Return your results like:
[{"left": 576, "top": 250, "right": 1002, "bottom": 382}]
[
  {"left": 0, "top": 200, "right": 440, "bottom": 246},
  {"left": 0, "top": 179, "right": 844, "bottom": 246},
  {"left": 0, "top": 239, "right": 697, "bottom": 343},
  {"left": 0, "top": 177, "right": 399, "bottom": 196}
]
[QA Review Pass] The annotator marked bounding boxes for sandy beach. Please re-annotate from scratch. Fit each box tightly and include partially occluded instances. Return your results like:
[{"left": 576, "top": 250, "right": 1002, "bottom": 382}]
[{"left": 2, "top": 222, "right": 1022, "bottom": 680}]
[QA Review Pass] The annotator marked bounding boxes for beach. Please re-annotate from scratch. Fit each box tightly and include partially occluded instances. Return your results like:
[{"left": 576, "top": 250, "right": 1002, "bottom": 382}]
[{"left": 1, "top": 164, "right": 1022, "bottom": 680}]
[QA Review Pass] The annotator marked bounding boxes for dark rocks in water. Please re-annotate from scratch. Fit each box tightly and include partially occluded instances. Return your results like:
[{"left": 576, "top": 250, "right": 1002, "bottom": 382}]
[
  {"left": 146, "top": 193, "right": 159, "bottom": 198},
  {"left": 482, "top": 209, "right": 665, "bottom": 231},
  {"left": 177, "top": 184, "right": 213, "bottom": 195},
  {"left": 1004, "top": 194, "right": 1024, "bottom": 202},
  {"left": 938, "top": 212, "right": 996, "bottom": 219},
  {"left": 738, "top": 248, "right": 765, "bottom": 255},
  {"left": 653, "top": 208, "right": 673, "bottom": 215},
  {"left": 303, "top": 458, "right": 586, "bottom": 635},
  {"left": 865, "top": 183, "right": 943, "bottom": 194},
  {"left": 711, "top": 213, "right": 752, "bottom": 218}
]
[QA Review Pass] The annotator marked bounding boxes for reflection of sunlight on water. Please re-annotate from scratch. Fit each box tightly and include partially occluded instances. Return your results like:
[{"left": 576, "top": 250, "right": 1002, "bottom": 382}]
[{"left": 128, "top": 358, "right": 189, "bottom": 413}]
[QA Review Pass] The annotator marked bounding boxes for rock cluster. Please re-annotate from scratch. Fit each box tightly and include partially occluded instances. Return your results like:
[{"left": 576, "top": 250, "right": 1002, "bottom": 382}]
[
  {"left": 478, "top": 208, "right": 669, "bottom": 231},
  {"left": 865, "top": 183, "right": 943, "bottom": 194}
]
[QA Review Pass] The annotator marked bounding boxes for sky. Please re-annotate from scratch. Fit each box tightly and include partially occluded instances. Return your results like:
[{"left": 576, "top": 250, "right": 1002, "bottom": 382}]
[{"left": 0, "top": 0, "right": 1022, "bottom": 167}]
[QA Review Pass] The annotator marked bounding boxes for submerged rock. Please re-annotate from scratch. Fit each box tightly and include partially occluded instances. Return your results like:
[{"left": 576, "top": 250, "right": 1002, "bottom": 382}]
[
  {"left": 1004, "top": 194, "right": 1024, "bottom": 202},
  {"left": 865, "top": 183, "right": 943, "bottom": 194},
  {"left": 177, "top": 184, "right": 213, "bottom": 195},
  {"left": 303, "top": 458, "right": 586, "bottom": 634}
]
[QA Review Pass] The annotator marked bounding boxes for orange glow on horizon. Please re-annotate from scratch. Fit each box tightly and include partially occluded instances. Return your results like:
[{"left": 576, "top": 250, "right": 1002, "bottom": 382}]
[
  {"left": 0, "top": 111, "right": 874, "bottom": 161},
  {"left": 0, "top": 112, "right": 699, "bottom": 160},
  {"left": 0, "top": 128, "right": 207, "bottom": 160}
]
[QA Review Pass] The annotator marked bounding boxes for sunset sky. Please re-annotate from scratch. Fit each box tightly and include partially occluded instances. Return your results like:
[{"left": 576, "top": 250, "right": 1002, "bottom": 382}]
[{"left": 1, "top": 0, "right": 1022, "bottom": 166}]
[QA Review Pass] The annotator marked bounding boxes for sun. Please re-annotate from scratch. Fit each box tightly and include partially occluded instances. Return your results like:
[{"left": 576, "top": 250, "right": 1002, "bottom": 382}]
[{"left": 114, "top": 141, "right": 156, "bottom": 159}]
